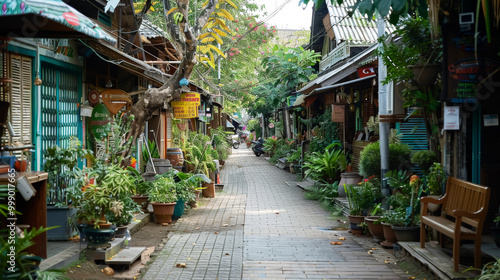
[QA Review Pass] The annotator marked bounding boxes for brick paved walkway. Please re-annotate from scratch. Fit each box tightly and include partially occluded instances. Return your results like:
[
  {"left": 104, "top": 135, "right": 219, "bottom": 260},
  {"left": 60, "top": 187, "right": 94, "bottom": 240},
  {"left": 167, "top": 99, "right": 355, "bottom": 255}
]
[{"left": 141, "top": 148, "right": 406, "bottom": 280}]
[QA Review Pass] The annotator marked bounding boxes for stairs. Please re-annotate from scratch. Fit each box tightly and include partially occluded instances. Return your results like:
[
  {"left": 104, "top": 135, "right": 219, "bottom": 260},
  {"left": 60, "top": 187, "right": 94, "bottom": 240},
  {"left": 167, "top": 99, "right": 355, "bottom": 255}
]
[{"left": 105, "top": 247, "right": 146, "bottom": 269}]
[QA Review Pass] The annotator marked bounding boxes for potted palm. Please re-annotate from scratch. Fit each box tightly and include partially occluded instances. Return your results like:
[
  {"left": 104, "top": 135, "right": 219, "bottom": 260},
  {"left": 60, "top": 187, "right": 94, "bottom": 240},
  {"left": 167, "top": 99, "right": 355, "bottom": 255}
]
[
  {"left": 172, "top": 171, "right": 211, "bottom": 218},
  {"left": 188, "top": 143, "right": 216, "bottom": 198},
  {"left": 149, "top": 176, "right": 178, "bottom": 224},
  {"left": 127, "top": 167, "right": 154, "bottom": 212}
]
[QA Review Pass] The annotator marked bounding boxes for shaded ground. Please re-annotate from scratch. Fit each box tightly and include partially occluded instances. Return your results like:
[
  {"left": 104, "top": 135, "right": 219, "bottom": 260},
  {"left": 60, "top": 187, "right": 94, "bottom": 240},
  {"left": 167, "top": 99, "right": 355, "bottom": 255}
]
[{"left": 65, "top": 219, "right": 175, "bottom": 279}]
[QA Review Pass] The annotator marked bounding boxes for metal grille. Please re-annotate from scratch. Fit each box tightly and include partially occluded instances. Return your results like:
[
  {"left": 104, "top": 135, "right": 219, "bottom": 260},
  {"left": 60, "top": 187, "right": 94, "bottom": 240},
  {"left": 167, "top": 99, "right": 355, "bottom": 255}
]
[{"left": 41, "top": 66, "right": 79, "bottom": 155}]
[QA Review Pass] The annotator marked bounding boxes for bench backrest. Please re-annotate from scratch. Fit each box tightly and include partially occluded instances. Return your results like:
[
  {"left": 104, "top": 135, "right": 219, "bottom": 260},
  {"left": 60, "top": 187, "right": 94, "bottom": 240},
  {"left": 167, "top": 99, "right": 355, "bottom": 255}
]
[{"left": 442, "top": 177, "right": 490, "bottom": 228}]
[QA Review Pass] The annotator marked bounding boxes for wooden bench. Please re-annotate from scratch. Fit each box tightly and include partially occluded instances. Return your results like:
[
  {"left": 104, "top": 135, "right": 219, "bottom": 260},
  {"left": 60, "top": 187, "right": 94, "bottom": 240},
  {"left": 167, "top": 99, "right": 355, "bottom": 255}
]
[{"left": 420, "top": 177, "right": 490, "bottom": 272}]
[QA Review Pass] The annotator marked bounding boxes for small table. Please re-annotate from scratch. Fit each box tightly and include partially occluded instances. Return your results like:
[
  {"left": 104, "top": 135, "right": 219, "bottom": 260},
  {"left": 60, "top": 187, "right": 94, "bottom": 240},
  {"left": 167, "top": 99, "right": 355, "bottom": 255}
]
[{"left": 0, "top": 171, "right": 48, "bottom": 258}]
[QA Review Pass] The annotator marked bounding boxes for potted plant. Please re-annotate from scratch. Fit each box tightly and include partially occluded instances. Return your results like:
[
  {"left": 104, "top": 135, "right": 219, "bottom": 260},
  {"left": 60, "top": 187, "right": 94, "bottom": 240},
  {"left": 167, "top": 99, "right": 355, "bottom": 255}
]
[
  {"left": 286, "top": 147, "right": 302, "bottom": 174},
  {"left": 171, "top": 171, "right": 211, "bottom": 218},
  {"left": 187, "top": 140, "right": 216, "bottom": 198},
  {"left": 344, "top": 176, "right": 380, "bottom": 235},
  {"left": 127, "top": 167, "right": 154, "bottom": 212},
  {"left": 365, "top": 203, "right": 384, "bottom": 243},
  {"left": 246, "top": 133, "right": 254, "bottom": 148},
  {"left": 386, "top": 172, "right": 423, "bottom": 242},
  {"left": 359, "top": 142, "right": 412, "bottom": 179},
  {"left": 411, "top": 150, "right": 437, "bottom": 173},
  {"left": 148, "top": 176, "right": 178, "bottom": 224},
  {"left": 423, "top": 162, "right": 447, "bottom": 212},
  {"left": 44, "top": 141, "right": 92, "bottom": 240},
  {"left": 303, "top": 143, "right": 347, "bottom": 183}
]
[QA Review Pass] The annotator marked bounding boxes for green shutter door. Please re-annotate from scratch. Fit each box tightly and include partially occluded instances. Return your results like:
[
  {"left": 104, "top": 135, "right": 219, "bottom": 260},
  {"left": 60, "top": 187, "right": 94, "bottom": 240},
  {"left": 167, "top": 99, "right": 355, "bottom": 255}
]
[{"left": 40, "top": 65, "right": 80, "bottom": 154}]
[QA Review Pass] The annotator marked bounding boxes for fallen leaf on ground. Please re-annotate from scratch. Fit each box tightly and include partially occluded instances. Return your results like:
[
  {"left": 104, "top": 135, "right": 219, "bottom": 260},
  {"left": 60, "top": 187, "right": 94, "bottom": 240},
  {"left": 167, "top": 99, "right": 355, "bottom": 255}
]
[
  {"left": 275, "top": 212, "right": 279, "bottom": 214},
  {"left": 223, "top": 224, "right": 228, "bottom": 227},
  {"left": 175, "top": 263, "right": 186, "bottom": 268},
  {"left": 408, "top": 277, "right": 415, "bottom": 279},
  {"left": 195, "top": 228, "right": 200, "bottom": 230},
  {"left": 372, "top": 248, "right": 377, "bottom": 250},
  {"left": 330, "top": 242, "right": 343, "bottom": 245},
  {"left": 385, "top": 260, "right": 390, "bottom": 263},
  {"left": 225, "top": 253, "right": 230, "bottom": 255},
  {"left": 338, "top": 237, "right": 346, "bottom": 240},
  {"left": 214, "top": 232, "right": 218, "bottom": 234}
]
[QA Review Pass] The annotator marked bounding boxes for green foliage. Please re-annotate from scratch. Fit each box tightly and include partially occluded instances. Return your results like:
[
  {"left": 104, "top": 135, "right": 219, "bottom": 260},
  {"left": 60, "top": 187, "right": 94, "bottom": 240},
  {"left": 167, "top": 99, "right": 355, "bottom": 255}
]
[
  {"left": 44, "top": 139, "right": 93, "bottom": 205},
  {"left": 263, "top": 136, "right": 278, "bottom": 155},
  {"left": 246, "top": 119, "right": 262, "bottom": 139},
  {"left": 304, "top": 186, "right": 324, "bottom": 201},
  {"left": 469, "top": 258, "right": 500, "bottom": 279},
  {"left": 142, "top": 139, "right": 160, "bottom": 171},
  {"left": 286, "top": 147, "right": 302, "bottom": 163},
  {"left": 211, "top": 126, "right": 231, "bottom": 161},
  {"left": 0, "top": 226, "right": 68, "bottom": 279},
  {"left": 344, "top": 178, "right": 379, "bottom": 216},
  {"left": 74, "top": 163, "right": 135, "bottom": 227},
  {"left": 358, "top": 142, "right": 412, "bottom": 178},
  {"left": 148, "top": 177, "right": 177, "bottom": 203},
  {"left": 126, "top": 166, "right": 154, "bottom": 195},
  {"left": 303, "top": 143, "right": 346, "bottom": 181},
  {"left": 425, "top": 162, "right": 446, "bottom": 195},
  {"left": 411, "top": 150, "right": 437, "bottom": 173}
]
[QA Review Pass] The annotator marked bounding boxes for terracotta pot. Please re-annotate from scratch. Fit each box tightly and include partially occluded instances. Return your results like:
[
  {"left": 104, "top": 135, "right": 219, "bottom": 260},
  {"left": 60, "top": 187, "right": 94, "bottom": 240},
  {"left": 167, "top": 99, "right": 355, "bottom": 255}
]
[
  {"left": 166, "top": 148, "right": 184, "bottom": 167},
  {"left": 365, "top": 216, "right": 384, "bottom": 243},
  {"left": 409, "top": 63, "right": 441, "bottom": 87},
  {"left": 151, "top": 202, "right": 177, "bottom": 224},
  {"left": 14, "top": 160, "right": 28, "bottom": 172},
  {"left": 202, "top": 182, "right": 215, "bottom": 198},
  {"left": 391, "top": 225, "right": 420, "bottom": 242},
  {"left": 338, "top": 172, "right": 363, "bottom": 197},
  {"left": 219, "top": 160, "right": 225, "bottom": 166},
  {"left": 381, "top": 222, "right": 397, "bottom": 249},
  {"left": 348, "top": 215, "right": 366, "bottom": 235},
  {"left": 132, "top": 195, "right": 149, "bottom": 212}
]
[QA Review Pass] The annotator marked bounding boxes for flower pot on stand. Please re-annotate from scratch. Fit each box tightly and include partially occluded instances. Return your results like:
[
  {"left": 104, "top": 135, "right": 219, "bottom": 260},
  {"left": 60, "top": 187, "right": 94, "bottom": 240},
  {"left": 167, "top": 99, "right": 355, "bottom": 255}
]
[
  {"left": 83, "top": 227, "right": 116, "bottom": 250},
  {"left": 381, "top": 222, "right": 397, "bottom": 249},
  {"left": 391, "top": 225, "right": 420, "bottom": 242},
  {"left": 365, "top": 216, "right": 385, "bottom": 243},
  {"left": 348, "top": 215, "right": 365, "bottom": 235},
  {"left": 151, "top": 202, "right": 177, "bottom": 224}
]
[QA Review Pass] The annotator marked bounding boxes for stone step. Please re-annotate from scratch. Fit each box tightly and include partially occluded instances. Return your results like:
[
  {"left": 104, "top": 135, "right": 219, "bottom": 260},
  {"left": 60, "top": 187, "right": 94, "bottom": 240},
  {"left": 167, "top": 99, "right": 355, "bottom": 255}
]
[{"left": 105, "top": 247, "right": 146, "bottom": 269}]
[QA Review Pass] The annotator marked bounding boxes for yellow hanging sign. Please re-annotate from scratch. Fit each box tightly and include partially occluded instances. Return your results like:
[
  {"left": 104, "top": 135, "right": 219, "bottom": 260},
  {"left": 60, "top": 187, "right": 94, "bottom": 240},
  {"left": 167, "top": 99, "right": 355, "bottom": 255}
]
[
  {"left": 173, "top": 106, "right": 199, "bottom": 119},
  {"left": 171, "top": 92, "right": 201, "bottom": 107}
]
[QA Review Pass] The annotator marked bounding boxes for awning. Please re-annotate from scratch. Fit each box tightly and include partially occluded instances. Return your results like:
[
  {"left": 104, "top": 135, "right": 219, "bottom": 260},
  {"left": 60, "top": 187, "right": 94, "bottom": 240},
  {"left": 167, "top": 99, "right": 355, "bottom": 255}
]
[
  {"left": 308, "top": 75, "right": 376, "bottom": 96},
  {"left": 299, "top": 44, "right": 377, "bottom": 94},
  {"left": 304, "top": 95, "right": 319, "bottom": 108},
  {"left": 0, "top": 0, "right": 116, "bottom": 45},
  {"left": 226, "top": 120, "right": 234, "bottom": 128}
]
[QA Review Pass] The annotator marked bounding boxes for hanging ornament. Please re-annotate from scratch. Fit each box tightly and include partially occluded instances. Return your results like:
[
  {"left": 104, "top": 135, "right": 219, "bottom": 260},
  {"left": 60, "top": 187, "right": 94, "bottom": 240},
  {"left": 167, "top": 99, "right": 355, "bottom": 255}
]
[{"left": 179, "top": 78, "right": 189, "bottom": 86}]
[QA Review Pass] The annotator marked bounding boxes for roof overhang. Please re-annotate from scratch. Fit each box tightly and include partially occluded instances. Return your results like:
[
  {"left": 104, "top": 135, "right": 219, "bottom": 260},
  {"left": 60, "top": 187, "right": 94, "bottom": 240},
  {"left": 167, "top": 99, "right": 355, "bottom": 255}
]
[
  {"left": 0, "top": 0, "right": 116, "bottom": 45},
  {"left": 300, "top": 44, "right": 377, "bottom": 94},
  {"left": 86, "top": 40, "right": 170, "bottom": 85}
]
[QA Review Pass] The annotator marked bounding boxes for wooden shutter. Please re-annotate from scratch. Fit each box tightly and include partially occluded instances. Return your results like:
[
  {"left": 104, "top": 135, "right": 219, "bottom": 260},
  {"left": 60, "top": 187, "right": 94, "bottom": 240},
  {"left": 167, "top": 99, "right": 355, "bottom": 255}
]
[{"left": 9, "top": 55, "right": 32, "bottom": 159}]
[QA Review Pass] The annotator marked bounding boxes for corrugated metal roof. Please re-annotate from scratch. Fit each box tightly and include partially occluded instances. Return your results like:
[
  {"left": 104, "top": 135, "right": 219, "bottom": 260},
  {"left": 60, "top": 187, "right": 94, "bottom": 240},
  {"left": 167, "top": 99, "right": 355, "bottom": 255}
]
[
  {"left": 327, "top": 0, "right": 393, "bottom": 45},
  {"left": 140, "top": 19, "right": 167, "bottom": 39}
]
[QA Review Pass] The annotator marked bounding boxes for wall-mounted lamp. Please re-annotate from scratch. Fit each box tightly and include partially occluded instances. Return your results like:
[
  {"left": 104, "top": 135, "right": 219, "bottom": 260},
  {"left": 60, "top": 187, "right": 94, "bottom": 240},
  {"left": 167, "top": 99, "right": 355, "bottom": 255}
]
[{"left": 34, "top": 72, "right": 42, "bottom": 86}]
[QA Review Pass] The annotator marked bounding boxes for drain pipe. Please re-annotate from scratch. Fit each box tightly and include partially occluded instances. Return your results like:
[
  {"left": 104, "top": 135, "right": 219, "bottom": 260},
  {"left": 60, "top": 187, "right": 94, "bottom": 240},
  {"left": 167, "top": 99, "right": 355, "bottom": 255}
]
[{"left": 377, "top": 14, "right": 391, "bottom": 208}]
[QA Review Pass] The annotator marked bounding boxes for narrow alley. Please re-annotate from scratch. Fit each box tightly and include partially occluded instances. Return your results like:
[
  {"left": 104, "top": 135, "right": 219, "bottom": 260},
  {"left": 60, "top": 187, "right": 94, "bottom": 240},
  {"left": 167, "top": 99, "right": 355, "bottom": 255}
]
[{"left": 141, "top": 148, "right": 407, "bottom": 280}]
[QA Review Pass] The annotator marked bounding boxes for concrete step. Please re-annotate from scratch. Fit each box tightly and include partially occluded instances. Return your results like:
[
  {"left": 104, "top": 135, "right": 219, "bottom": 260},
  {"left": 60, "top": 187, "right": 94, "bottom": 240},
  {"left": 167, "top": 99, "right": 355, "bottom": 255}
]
[{"left": 105, "top": 247, "right": 146, "bottom": 269}]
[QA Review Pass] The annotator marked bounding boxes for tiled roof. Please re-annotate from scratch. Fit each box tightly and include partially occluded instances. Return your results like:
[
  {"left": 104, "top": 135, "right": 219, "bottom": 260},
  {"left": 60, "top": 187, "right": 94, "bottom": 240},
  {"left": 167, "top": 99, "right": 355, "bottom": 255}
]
[{"left": 327, "top": 0, "right": 394, "bottom": 45}]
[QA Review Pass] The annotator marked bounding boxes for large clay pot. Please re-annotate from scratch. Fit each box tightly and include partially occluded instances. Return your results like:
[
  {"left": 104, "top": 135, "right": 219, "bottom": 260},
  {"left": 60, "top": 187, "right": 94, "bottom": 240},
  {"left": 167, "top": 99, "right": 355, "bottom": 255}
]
[
  {"left": 202, "top": 181, "right": 215, "bottom": 198},
  {"left": 151, "top": 202, "right": 177, "bottom": 224},
  {"left": 338, "top": 172, "right": 363, "bottom": 197},
  {"left": 409, "top": 63, "right": 441, "bottom": 87},
  {"left": 166, "top": 148, "right": 184, "bottom": 167},
  {"left": 381, "top": 222, "right": 397, "bottom": 249},
  {"left": 151, "top": 158, "right": 172, "bottom": 175},
  {"left": 132, "top": 195, "right": 149, "bottom": 212},
  {"left": 348, "top": 215, "right": 366, "bottom": 235},
  {"left": 14, "top": 160, "right": 28, "bottom": 172},
  {"left": 365, "top": 216, "right": 384, "bottom": 243},
  {"left": 391, "top": 225, "right": 420, "bottom": 242}
]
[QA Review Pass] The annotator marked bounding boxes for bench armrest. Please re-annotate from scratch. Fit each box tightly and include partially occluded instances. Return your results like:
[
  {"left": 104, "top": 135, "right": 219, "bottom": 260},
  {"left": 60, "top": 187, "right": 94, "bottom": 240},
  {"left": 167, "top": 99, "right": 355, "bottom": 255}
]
[{"left": 453, "top": 208, "right": 486, "bottom": 219}]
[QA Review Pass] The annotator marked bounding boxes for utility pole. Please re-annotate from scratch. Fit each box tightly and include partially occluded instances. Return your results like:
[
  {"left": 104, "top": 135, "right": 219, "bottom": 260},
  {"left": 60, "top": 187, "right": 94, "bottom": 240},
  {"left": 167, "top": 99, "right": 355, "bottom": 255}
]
[{"left": 377, "top": 14, "right": 391, "bottom": 207}]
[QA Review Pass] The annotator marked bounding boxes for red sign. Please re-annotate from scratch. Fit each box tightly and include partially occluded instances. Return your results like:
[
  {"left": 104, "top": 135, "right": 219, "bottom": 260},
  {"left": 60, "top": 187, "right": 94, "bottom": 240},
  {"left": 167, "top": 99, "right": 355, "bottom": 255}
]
[{"left": 357, "top": 67, "right": 375, "bottom": 78}]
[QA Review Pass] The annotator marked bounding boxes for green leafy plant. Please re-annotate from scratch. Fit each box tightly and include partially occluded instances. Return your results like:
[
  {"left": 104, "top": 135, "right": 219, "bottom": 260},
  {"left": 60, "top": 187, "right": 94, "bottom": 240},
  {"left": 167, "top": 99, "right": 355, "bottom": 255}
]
[
  {"left": 286, "top": 147, "right": 302, "bottom": 164},
  {"left": 148, "top": 177, "right": 177, "bottom": 203},
  {"left": 126, "top": 166, "right": 154, "bottom": 195},
  {"left": 425, "top": 162, "right": 446, "bottom": 195},
  {"left": 44, "top": 139, "right": 93, "bottom": 205},
  {"left": 466, "top": 258, "right": 500, "bottom": 279},
  {"left": 303, "top": 143, "right": 347, "bottom": 182},
  {"left": 344, "top": 178, "right": 379, "bottom": 216},
  {"left": 411, "top": 150, "right": 437, "bottom": 173},
  {"left": 359, "top": 142, "right": 412, "bottom": 178}
]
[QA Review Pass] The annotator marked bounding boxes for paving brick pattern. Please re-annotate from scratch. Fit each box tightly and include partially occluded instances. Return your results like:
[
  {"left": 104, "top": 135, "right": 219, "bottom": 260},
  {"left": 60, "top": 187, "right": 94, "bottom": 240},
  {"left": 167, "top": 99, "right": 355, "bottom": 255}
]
[{"left": 141, "top": 148, "right": 406, "bottom": 279}]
